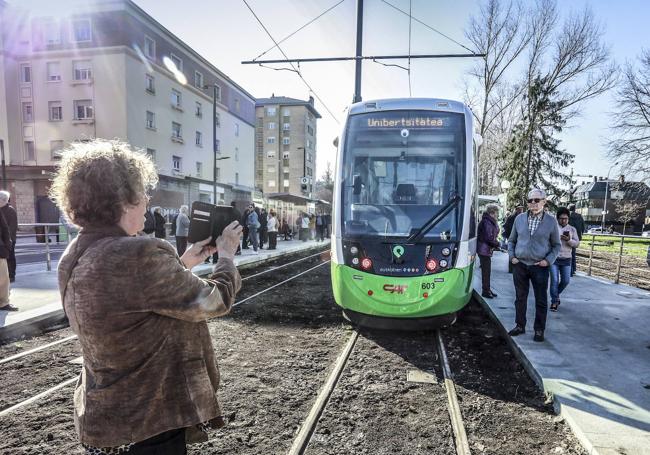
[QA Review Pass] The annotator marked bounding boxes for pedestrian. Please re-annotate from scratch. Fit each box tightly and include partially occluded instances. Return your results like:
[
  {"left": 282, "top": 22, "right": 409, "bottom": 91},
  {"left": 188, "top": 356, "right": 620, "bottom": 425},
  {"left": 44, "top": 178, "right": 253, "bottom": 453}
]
[
  {"left": 153, "top": 207, "right": 166, "bottom": 239},
  {"left": 241, "top": 206, "right": 250, "bottom": 249},
  {"left": 0, "top": 207, "right": 16, "bottom": 311},
  {"left": 267, "top": 209, "right": 278, "bottom": 250},
  {"left": 281, "top": 218, "right": 291, "bottom": 240},
  {"left": 507, "top": 189, "right": 561, "bottom": 342},
  {"left": 567, "top": 204, "right": 585, "bottom": 276},
  {"left": 316, "top": 212, "right": 325, "bottom": 241},
  {"left": 324, "top": 212, "right": 331, "bottom": 238},
  {"left": 301, "top": 213, "right": 310, "bottom": 242},
  {"left": 259, "top": 208, "right": 268, "bottom": 250},
  {"left": 49, "top": 139, "right": 242, "bottom": 454},
  {"left": 502, "top": 206, "right": 523, "bottom": 273},
  {"left": 231, "top": 201, "right": 242, "bottom": 256},
  {"left": 175, "top": 205, "right": 190, "bottom": 256},
  {"left": 246, "top": 204, "right": 260, "bottom": 254},
  {"left": 477, "top": 204, "right": 501, "bottom": 299},
  {"left": 550, "top": 207, "right": 580, "bottom": 312},
  {"left": 0, "top": 191, "right": 18, "bottom": 283},
  {"left": 142, "top": 207, "right": 155, "bottom": 237},
  {"left": 309, "top": 214, "right": 316, "bottom": 240}
]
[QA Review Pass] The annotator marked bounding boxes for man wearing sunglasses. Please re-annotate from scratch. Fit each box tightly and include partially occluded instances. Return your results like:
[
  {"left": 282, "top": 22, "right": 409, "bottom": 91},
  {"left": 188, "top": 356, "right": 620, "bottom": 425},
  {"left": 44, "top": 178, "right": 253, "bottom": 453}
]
[{"left": 507, "top": 188, "right": 561, "bottom": 342}]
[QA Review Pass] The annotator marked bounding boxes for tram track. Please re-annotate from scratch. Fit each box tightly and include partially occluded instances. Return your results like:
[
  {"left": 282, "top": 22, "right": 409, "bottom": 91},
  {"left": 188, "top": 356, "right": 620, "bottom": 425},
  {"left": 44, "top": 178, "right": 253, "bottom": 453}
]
[{"left": 0, "top": 248, "right": 330, "bottom": 418}]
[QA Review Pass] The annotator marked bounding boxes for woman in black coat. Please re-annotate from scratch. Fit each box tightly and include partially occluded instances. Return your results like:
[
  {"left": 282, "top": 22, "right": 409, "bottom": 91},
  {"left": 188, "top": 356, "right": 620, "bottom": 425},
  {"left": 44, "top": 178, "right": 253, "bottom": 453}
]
[{"left": 153, "top": 207, "right": 166, "bottom": 239}]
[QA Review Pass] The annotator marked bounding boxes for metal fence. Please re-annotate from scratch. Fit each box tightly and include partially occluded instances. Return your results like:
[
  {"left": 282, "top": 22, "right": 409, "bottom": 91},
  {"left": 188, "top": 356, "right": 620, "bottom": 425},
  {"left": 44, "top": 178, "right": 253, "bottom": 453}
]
[{"left": 576, "top": 234, "right": 650, "bottom": 290}]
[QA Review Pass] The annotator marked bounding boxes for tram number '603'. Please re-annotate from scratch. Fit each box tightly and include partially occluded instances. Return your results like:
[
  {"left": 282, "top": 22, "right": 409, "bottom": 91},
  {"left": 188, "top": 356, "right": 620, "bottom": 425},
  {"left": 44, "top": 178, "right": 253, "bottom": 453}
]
[{"left": 421, "top": 282, "right": 435, "bottom": 290}]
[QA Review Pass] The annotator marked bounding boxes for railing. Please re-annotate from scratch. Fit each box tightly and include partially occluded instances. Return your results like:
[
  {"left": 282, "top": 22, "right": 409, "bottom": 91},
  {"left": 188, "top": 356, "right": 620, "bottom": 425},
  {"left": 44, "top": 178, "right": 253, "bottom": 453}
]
[
  {"left": 16, "top": 223, "right": 75, "bottom": 271},
  {"left": 577, "top": 233, "right": 650, "bottom": 290}
]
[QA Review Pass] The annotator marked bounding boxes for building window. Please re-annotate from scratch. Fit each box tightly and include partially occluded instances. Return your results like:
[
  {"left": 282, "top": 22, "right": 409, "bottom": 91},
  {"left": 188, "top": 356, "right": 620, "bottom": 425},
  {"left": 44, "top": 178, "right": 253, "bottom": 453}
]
[
  {"left": 214, "top": 112, "right": 221, "bottom": 127},
  {"left": 172, "top": 155, "right": 182, "bottom": 172},
  {"left": 267, "top": 137, "right": 275, "bottom": 144},
  {"left": 283, "top": 179, "right": 290, "bottom": 188},
  {"left": 71, "top": 18, "right": 92, "bottom": 42},
  {"left": 74, "top": 99, "right": 93, "bottom": 119},
  {"left": 24, "top": 141, "right": 35, "bottom": 161},
  {"left": 235, "top": 172, "right": 239, "bottom": 184},
  {"left": 215, "top": 139, "right": 220, "bottom": 151},
  {"left": 49, "top": 101, "right": 62, "bottom": 121},
  {"left": 170, "top": 53, "right": 182, "bottom": 71},
  {"left": 282, "top": 123, "right": 290, "bottom": 131},
  {"left": 20, "top": 64, "right": 31, "bottom": 83},
  {"left": 268, "top": 122, "right": 275, "bottom": 130},
  {"left": 146, "top": 111, "right": 155, "bottom": 129},
  {"left": 171, "top": 89, "right": 182, "bottom": 109},
  {"left": 268, "top": 180, "right": 276, "bottom": 188},
  {"left": 144, "top": 36, "right": 156, "bottom": 59},
  {"left": 283, "top": 108, "right": 291, "bottom": 117},
  {"left": 234, "top": 98, "right": 240, "bottom": 112},
  {"left": 73, "top": 60, "right": 92, "bottom": 80},
  {"left": 146, "top": 148, "right": 156, "bottom": 161},
  {"left": 172, "top": 122, "right": 182, "bottom": 140},
  {"left": 47, "top": 61, "right": 61, "bottom": 81},
  {"left": 282, "top": 137, "right": 290, "bottom": 145},
  {"left": 194, "top": 71, "right": 203, "bottom": 88},
  {"left": 307, "top": 125, "right": 314, "bottom": 135},
  {"left": 145, "top": 74, "right": 155, "bottom": 94},
  {"left": 266, "top": 107, "right": 276, "bottom": 116},
  {"left": 215, "top": 85, "right": 222, "bottom": 102},
  {"left": 22, "top": 102, "right": 33, "bottom": 123},
  {"left": 44, "top": 21, "right": 60, "bottom": 44},
  {"left": 283, "top": 151, "right": 290, "bottom": 159},
  {"left": 267, "top": 150, "right": 276, "bottom": 158},
  {"left": 195, "top": 131, "right": 202, "bottom": 147},
  {"left": 234, "top": 123, "right": 239, "bottom": 136},
  {"left": 50, "top": 140, "right": 64, "bottom": 160},
  {"left": 195, "top": 101, "right": 202, "bottom": 118},
  {"left": 196, "top": 161, "right": 203, "bottom": 177},
  {"left": 307, "top": 139, "right": 312, "bottom": 148},
  {"left": 307, "top": 153, "right": 312, "bottom": 163},
  {"left": 267, "top": 165, "right": 275, "bottom": 173}
]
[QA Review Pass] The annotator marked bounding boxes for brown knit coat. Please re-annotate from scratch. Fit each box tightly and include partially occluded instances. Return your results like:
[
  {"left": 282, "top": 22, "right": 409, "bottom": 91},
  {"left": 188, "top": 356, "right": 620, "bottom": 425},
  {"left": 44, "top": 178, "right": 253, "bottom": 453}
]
[{"left": 58, "top": 225, "right": 241, "bottom": 447}]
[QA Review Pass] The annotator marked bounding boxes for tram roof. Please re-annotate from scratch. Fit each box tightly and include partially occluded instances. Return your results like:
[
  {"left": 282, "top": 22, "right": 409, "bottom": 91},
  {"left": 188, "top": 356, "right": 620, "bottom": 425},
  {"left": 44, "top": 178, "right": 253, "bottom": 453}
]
[{"left": 348, "top": 98, "right": 469, "bottom": 116}]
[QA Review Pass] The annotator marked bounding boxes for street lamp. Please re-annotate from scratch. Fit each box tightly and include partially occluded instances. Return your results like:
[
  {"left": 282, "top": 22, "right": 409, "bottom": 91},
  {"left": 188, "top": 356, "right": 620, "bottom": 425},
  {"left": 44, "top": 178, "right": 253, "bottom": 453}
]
[
  {"left": 500, "top": 180, "right": 511, "bottom": 212},
  {"left": 601, "top": 162, "right": 619, "bottom": 232},
  {"left": 204, "top": 83, "right": 223, "bottom": 204}
]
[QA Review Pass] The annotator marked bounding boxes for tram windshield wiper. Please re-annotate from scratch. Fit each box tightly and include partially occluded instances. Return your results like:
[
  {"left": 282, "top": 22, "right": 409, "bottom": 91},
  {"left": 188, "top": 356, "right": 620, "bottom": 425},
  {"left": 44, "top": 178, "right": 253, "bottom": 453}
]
[{"left": 406, "top": 194, "right": 462, "bottom": 243}]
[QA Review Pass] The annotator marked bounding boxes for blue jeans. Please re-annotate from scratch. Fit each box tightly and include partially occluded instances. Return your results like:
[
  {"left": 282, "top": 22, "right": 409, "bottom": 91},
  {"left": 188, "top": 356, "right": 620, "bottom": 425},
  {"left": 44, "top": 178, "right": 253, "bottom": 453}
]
[
  {"left": 248, "top": 227, "right": 259, "bottom": 251},
  {"left": 550, "top": 257, "right": 572, "bottom": 304}
]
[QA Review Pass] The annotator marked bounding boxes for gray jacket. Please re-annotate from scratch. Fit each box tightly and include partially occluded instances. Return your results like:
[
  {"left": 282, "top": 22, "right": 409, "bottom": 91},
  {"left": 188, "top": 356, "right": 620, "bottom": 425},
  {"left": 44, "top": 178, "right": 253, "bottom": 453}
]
[
  {"left": 508, "top": 212, "right": 561, "bottom": 266},
  {"left": 175, "top": 212, "right": 190, "bottom": 237}
]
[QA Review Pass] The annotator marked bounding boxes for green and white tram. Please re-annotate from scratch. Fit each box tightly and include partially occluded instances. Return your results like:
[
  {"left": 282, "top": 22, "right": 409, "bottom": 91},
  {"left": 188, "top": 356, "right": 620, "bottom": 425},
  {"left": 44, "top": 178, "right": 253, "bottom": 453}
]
[{"left": 330, "top": 98, "right": 480, "bottom": 329}]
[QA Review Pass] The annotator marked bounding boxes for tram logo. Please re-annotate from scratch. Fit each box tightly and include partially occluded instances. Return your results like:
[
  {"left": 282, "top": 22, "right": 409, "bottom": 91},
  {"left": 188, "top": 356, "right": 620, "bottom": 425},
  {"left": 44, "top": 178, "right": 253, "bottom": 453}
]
[
  {"left": 392, "top": 245, "right": 405, "bottom": 258},
  {"left": 383, "top": 284, "right": 408, "bottom": 294}
]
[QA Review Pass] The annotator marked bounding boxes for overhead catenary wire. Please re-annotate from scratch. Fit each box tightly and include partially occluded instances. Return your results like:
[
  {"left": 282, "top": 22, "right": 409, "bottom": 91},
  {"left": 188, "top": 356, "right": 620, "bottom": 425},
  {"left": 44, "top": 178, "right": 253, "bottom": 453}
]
[
  {"left": 408, "top": 0, "right": 412, "bottom": 97},
  {"left": 381, "top": 0, "right": 477, "bottom": 54},
  {"left": 241, "top": 0, "right": 340, "bottom": 124},
  {"left": 253, "top": 0, "right": 347, "bottom": 62}
]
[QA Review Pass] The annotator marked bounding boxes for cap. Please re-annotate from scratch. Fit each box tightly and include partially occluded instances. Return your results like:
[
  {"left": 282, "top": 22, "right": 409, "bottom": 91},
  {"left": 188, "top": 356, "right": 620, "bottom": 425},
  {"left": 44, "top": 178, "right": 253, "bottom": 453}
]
[{"left": 527, "top": 188, "right": 547, "bottom": 199}]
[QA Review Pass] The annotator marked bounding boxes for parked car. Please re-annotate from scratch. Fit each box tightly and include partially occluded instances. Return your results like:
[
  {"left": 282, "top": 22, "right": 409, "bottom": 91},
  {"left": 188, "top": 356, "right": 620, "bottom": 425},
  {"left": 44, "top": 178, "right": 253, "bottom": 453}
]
[{"left": 587, "top": 227, "right": 604, "bottom": 234}]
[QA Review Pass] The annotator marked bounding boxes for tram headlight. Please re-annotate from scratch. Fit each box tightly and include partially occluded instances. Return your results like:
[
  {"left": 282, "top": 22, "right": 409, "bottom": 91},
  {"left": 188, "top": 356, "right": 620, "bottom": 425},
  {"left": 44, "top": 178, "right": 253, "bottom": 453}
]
[
  {"left": 352, "top": 257, "right": 359, "bottom": 265},
  {"left": 439, "top": 259, "right": 448, "bottom": 268},
  {"left": 441, "top": 247, "right": 451, "bottom": 256},
  {"left": 360, "top": 257, "right": 373, "bottom": 270},
  {"left": 350, "top": 246, "right": 359, "bottom": 255},
  {"left": 425, "top": 259, "right": 438, "bottom": 272}
]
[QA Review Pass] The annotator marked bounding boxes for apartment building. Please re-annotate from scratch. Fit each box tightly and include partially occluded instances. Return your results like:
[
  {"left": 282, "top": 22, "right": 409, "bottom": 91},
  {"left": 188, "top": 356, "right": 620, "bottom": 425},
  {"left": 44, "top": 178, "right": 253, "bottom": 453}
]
[
  {"left": 0, "top": 0, "right": 255, "bottom": 223},
  {"left": 255, "top": 95, "right": 320, "bottom": 198}
]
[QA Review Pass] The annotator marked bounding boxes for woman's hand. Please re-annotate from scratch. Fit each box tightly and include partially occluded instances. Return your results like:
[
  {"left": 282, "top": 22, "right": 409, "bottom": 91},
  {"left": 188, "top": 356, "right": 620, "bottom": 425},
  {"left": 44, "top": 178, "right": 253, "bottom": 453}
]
[
  {"left": 216, "top": 221, "right": 243, "bottom": 260},
  {"left": 181, "top": 237, "right": 217, "bottom": 269}
]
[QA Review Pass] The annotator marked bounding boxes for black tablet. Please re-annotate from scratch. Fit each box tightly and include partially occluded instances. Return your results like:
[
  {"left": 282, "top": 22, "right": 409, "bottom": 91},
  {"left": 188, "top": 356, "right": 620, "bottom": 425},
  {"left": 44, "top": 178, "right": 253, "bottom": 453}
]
[{"left": 188, "top": 201, "right": 238, "bottom": 246}]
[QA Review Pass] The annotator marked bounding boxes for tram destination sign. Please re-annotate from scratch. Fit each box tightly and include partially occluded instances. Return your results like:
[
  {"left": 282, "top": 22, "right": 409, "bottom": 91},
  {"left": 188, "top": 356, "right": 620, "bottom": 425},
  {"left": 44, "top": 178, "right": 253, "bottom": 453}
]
[{"left": 366, "top": 116, "right": 446, "bottom": 128}]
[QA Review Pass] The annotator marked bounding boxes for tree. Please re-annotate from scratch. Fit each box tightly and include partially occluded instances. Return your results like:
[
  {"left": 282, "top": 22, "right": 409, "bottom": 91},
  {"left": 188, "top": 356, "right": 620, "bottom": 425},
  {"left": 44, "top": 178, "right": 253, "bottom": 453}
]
[
  {"left": 607, "top": 50, "right": 650, "bottom": 180},
  {"left": 314, "top": 161, "right": 334, "bottom": 204},
  {"left": 614, "top": 199, "right": 646, "bottom": 233}
]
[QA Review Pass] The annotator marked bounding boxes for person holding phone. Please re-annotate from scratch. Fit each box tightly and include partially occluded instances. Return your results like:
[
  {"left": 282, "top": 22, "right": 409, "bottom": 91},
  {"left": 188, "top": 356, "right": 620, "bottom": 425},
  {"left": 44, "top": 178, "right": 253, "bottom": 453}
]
[
  {"left": 50, "top": 139, "right": 242, "bottom": 455},
  {"left": 550, "top": 207, "right": 580, "bottom": 312}
]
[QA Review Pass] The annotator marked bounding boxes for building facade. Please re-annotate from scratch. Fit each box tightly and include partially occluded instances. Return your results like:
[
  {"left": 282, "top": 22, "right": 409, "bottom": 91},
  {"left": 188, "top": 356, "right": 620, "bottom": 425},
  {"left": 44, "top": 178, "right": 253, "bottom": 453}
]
[
  {"left": 0, "top": 0, "right": 255, "bottom": 223},
  {"left": 254, "top": 95, "right": 320, "bottom": 198}
]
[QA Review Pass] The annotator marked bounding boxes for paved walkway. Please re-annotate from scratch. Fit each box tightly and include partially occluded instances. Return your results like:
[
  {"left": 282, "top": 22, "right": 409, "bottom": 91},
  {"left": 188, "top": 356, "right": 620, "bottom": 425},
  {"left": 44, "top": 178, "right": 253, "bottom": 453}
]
[
  {"left": 0, "top": 237, "right": 329, "bottom": 340},
  {"left": 474, "top": 251, "right": 650, "bottom": 455}
]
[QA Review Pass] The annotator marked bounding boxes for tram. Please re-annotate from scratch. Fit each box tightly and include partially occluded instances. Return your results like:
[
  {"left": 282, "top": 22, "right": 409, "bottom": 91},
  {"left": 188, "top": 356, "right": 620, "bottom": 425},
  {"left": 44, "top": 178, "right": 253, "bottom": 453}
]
[{"left": 330, "top": 98, "right": 479, "bottom": 329}]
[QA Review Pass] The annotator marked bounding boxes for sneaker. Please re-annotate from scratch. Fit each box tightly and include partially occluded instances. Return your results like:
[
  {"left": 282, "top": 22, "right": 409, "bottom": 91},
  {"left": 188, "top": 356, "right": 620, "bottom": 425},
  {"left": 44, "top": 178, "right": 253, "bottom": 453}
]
[
  {"left": 508, "top": 326, "right": 525, "bottom": 336},
  {"left": 252, "top": 250, "right": 259, "bottom": 255},
  {"left": 533, "top": 330, "right": 545, "bottom": 342},
  {"left": 481, "top": 291, "right": 494, "bottom": 299},
  {"left": 0, "top": 304, "right": 19, "bottom": 312},
  {"left": 489, "top": 291, "right": 498, "bottom": 298}
]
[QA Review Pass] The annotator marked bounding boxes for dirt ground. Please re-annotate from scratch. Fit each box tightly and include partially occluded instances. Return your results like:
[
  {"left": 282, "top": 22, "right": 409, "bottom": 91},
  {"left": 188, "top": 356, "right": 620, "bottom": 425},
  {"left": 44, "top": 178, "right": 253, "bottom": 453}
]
[{"left": 0, "top": 249, "right": 586, "bottom": 454}]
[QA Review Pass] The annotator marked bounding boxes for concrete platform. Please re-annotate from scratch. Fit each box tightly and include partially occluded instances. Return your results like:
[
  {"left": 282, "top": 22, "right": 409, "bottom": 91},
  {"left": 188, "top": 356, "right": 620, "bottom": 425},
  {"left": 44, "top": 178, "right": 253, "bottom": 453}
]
[
  {"left": 0, "top": 238, "right": 329, "bottom": 343},
  {"left": 474, "top": 251, "right": 650, "bottom": 455}
]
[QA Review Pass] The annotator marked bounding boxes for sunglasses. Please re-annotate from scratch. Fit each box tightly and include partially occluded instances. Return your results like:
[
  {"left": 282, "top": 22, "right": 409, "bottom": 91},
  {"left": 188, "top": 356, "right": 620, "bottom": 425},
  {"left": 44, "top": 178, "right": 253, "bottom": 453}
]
[{"left": 527, "top": 198, "right": 543, "bottom": 203}]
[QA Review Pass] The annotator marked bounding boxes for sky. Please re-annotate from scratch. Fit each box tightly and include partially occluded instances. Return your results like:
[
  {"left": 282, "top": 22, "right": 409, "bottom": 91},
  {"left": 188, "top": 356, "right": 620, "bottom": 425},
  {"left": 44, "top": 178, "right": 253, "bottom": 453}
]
[{"left": 15, "top": 0, "right": 650, "bottom": 186}]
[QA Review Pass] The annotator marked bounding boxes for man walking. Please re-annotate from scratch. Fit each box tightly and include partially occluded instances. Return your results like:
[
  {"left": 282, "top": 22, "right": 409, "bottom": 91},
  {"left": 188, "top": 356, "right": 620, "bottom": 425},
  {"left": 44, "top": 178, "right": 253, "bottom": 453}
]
[
  {"left": 507, "top": 189, "right": 561, "bottom": 342},
  {"left": 0, "top": 191, "right": 17, "bottom": 282},
  {"left": 568, "top": 204, "right": 585, "bottom": 276}
]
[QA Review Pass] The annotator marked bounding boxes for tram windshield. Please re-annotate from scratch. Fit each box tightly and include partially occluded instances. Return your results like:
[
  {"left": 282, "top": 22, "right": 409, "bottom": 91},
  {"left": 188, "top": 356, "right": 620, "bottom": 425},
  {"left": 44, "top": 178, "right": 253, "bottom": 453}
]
[{"left": 341, "top": 110, "right": 465, "bottom": 240}]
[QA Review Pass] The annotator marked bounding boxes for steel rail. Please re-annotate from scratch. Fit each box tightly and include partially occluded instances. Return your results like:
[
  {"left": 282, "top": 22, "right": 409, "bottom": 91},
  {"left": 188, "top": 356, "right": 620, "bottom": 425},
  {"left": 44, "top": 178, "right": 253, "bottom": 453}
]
[
  {"left": 287, "top": 330, "right": 359, "bottom": 455},
  {"left": 436, "top": 330, "right": 471, "bottom": 455}
]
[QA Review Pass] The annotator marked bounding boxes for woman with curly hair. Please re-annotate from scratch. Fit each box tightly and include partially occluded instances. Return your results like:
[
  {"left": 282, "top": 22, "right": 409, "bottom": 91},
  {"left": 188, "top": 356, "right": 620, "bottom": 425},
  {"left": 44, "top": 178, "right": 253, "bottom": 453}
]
[{"left": 51, "top": 139, "right": 243, "bottom": 454}]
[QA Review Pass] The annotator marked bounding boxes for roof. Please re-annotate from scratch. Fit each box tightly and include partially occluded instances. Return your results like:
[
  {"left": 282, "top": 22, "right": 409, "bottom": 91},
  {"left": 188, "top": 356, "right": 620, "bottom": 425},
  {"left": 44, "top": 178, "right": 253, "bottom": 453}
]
[{"left": 256, "top": 96, "right": 322, "bottom": 118}]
